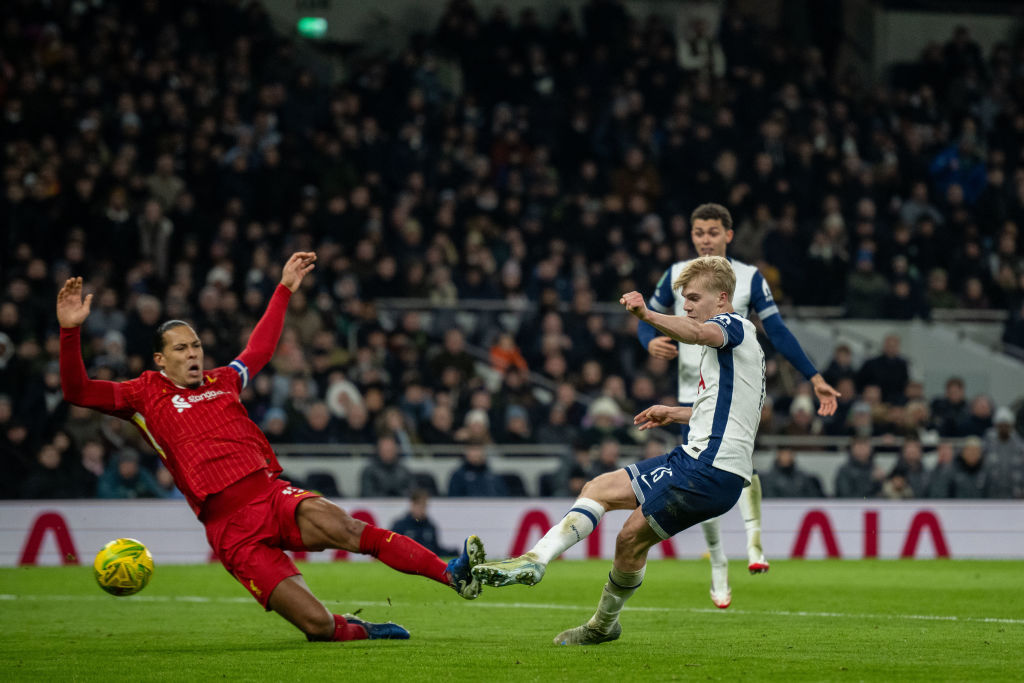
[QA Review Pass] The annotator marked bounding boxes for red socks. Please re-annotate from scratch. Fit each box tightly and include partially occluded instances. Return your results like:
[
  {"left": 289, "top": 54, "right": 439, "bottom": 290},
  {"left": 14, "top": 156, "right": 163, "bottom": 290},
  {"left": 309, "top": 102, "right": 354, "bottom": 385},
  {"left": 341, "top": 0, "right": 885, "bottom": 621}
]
[
  {"left": 358, "top": 525, "right": 450, "bottom": 585},
  {"left": 332, "top": 614, "right": 368, "bottom": 642}
]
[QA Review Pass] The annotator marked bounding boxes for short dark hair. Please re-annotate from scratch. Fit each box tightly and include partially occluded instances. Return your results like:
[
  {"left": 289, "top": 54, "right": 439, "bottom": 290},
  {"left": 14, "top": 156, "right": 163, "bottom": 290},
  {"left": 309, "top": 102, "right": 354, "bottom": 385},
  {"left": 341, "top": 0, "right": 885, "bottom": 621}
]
[
  {"left": 690, "top": 203, "right": 733, "bottom": 230},
  {"left": 153, "top": 320, "right": 192, "bottom": 353}
]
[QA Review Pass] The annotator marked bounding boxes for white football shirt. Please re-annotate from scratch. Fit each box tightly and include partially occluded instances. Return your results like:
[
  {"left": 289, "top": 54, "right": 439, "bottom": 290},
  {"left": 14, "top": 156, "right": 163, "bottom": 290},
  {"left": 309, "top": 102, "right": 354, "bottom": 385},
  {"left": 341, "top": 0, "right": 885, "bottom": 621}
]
[
  {"left": 680, "top": 313, "right": 765, "bottom": 482},
  {"left": 648, "top": 258, "right": 777, "bottom": 404}
]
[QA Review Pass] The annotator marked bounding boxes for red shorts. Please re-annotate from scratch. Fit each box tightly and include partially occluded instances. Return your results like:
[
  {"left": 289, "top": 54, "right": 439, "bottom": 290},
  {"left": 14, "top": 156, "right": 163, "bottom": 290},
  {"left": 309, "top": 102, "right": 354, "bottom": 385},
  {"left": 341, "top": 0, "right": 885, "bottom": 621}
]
[{"left": 201, "top": 472, "right": 320, "bottom": 609}]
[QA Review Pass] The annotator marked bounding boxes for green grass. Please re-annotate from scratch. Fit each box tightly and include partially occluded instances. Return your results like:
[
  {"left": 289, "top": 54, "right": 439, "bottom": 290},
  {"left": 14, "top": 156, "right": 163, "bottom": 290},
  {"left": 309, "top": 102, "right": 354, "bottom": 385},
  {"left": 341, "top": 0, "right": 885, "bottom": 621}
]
[{"left": 1, "top": 560, "right": 1022, "bottom": 681}]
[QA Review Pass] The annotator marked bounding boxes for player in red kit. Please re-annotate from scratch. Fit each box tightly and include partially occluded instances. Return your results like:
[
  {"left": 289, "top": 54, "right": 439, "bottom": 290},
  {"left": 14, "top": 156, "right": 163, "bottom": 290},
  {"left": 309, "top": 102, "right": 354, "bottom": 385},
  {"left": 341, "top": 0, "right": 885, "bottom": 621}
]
[{"left": 58, "top": 251, "right": 486, "bottom": 642}]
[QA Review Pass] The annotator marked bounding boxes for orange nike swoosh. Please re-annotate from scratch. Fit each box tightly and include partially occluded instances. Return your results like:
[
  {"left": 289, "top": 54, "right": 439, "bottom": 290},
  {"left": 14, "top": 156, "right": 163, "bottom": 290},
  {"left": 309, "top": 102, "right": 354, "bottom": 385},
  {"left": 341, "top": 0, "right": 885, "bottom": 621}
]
[{"left": 385, "top": 532, "right": 396, "bottom": 543}]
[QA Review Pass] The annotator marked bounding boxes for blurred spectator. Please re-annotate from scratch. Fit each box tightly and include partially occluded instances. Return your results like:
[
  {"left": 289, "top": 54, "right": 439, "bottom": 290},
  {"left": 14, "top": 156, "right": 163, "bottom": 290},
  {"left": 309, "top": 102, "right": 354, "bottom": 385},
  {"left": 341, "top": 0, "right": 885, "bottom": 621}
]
[
  {"left": 926, "top": 441, "right": 956, "bottom": 498},
  {"left": 760, "top": 448, "right": 824, "bottom": 498},
  {"left": 580, "top": 396, "right": 630, "bottom": 447},
  {"left": 856, "top": 335, "right": 909, "bottom": 404},
  {"left": 291, "top": 401, "right": 342, "bottom": 451},
  {"left": 535, "top": 401, "right": 580, "bottom": 446},
  {"left": 502, "top": 405, "right": 534, "bottom": 444},
  {"left": 73, "top": 438, "right": 107, "bottom": 498},
  {"left": 947, "top": 437, "right": 994, "bottom": 498},
  {"left": 454, "top": 408, "right": 494, "bottom": 445},
  {"left": 589, "top": 438, "right": 622, "bottom": 478},
  {"left": 262, "top": 408, "right": 290, "bottom": 444},
  {"left": 834, "top": 437, "right": 884, "bottom": 498},
  {"left": 0, "top": 396, "right": 31, "bottom": 498},
  {"left": 985, "top": 407, "right": 1024, "bottom": 460},
  {"left": 155, "top": 465, "right": 185, "bottom": 500},
  {"left": 783, "top": 394, "right": 819, "bottom": 438},
  {"left": 844, "top": 401, "right": 876, "bottom": 438},
  {"left": 899, "top": 181, "right": 943, "bottom": 228},
  {"left": 959, "top": 395, "right": 994, "bottom": 437},
  {"left": 375, "top": 406, "right": 415, "bottom": 457},
  {"left": 984, "top": 407, "right": 1024, "bottom": 498},
  {"left": 390, "top": 489, "right": 458, "bottom": 556},
  {"left": 83, "top": 289, "right": 128, "bottom": 338},
  {"left": 19, "top": 361, "right": 67, "bottom": 437},
  {"left": 757, "top": 394, "right": 783, "bottom": 435},
  {"left": 931, "top": 378, "right": 970, "bottom": 437},
  {"left": 96, "top": 449, "right": 162, "bottom": 499},
  {"left": 822, "top": 377, "right": 857, "bottom": 436},
  {"left": 430, "top": 328, "right": 477, "bottom": 386},
  {"left": 881, "top": 470, "right": 914, "bottom": 499},
  {"left": 845, "top": 250, "right": 889, "bottom": 318},
  {"left": 420, "top": 404, "right": 457, "bottom": 446},
  {"left": 20, "top": 443, "right": 78, "bottom": 499},
  {"left": 489, "top": 332, "right": 528, "bottom": 375},
  {"left": 359, "top": 436, "right": 413, "bottom": 497},
  {"left": 929, "top": 124, "right": 987, "bottom": 206},
  {"left": 447, "top": 445, "right": 507, "bottom": 497},
  {"left": 925, "top": 269, "right": 959, "bottom": 310},
  {"left": 822, "top": 343, "right": 856, "bottom": 387},
  {"left": 887, "top": 437, "right": 929, "bottom": 498}
]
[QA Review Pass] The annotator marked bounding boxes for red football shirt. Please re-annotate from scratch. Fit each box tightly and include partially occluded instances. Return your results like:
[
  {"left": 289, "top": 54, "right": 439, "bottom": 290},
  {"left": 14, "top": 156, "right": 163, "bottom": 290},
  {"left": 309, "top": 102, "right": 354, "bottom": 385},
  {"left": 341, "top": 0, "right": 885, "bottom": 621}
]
[{"left": 60, "top": 285, "right": 292, "bottom": 516}]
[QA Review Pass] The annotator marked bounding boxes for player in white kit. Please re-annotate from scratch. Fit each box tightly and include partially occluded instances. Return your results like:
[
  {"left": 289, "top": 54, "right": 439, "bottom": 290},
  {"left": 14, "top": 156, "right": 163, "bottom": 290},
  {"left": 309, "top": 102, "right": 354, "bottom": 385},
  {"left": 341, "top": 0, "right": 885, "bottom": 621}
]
[
  {"left": 639, "top": 203, "right": 840, "bottom": 607},
  {"left": 472, "top": 256, "right": 767, "bottom": 645}
]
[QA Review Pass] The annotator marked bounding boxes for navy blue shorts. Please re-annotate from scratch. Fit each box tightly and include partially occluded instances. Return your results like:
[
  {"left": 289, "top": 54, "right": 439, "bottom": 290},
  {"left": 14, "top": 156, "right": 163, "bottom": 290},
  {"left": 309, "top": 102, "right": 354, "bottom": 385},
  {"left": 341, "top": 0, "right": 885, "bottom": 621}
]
[{"left": 626, "top": 446, "right": 745, "bottom": 539}]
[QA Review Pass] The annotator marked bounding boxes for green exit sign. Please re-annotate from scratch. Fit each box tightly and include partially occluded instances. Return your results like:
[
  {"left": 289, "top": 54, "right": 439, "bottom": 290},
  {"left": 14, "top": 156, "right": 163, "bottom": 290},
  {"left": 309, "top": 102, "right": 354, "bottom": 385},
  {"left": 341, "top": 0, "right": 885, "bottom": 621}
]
[{"left": 297, "top": 17, "right": 327, "bottom": 39}]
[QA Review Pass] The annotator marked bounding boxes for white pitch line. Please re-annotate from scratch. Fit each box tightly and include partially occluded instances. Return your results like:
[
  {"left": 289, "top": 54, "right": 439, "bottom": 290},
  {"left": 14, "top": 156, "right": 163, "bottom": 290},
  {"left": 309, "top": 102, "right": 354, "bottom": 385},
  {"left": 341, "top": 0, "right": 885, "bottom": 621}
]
[{"left": 1, "top": 593, "right": 1022, "bottom": 626}]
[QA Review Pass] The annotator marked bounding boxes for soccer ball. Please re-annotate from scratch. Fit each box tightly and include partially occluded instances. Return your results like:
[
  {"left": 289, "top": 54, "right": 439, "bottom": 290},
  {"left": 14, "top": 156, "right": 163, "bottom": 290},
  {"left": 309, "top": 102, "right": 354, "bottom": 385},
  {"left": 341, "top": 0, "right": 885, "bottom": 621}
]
[{"left": 93, "top": 538, "right": 154, "bottom": 596}]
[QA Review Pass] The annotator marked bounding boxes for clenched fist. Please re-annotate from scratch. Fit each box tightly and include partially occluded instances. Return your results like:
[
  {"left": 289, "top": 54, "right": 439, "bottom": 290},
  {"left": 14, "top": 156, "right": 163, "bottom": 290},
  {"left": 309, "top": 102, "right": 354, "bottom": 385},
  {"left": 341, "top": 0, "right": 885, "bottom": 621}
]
[{"left": 619, "top": 291, "right": 648, "bottom": 320}]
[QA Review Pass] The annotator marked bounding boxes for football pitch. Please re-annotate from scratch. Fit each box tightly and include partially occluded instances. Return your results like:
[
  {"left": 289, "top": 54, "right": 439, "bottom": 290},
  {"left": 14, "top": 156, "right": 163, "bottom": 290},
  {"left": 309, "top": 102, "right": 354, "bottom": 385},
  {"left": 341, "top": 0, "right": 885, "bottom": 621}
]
[{"left": 2, "top": 560, "right": 1022, "bottom": 682}]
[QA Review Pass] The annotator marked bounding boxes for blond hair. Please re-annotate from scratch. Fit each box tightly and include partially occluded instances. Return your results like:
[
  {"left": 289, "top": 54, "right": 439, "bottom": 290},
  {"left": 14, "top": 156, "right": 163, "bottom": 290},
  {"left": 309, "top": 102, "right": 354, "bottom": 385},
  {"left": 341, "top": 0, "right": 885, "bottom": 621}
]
[{"left": 673, "top": 255, "right": 736, "bottom": 299}]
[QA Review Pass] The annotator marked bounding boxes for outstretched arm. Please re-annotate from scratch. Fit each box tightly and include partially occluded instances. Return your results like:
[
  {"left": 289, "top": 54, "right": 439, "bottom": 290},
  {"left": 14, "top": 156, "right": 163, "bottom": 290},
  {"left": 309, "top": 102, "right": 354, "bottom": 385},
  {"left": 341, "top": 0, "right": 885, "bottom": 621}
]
[
  {"left": 759, "top": 315, "right": 839, "bottom": 416},
  {"left": 57, "top": 278, "right": 126, "bottom": 413},
  {"left": 619, "top": 291, "right": 725, "bottom": 347},
  {"left": 233, "top": 252, "right": 316, "bottom": 384},
  {"left": 750, "top": 271, "right": 840, "bottom": 416}
]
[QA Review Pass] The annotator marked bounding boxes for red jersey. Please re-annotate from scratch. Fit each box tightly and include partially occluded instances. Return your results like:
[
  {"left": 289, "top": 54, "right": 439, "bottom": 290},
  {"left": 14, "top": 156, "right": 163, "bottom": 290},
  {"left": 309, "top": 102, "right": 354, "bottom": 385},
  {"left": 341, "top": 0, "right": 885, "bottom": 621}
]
[{"left": 60, "top": 284, "right": 293, "bottom": 517}]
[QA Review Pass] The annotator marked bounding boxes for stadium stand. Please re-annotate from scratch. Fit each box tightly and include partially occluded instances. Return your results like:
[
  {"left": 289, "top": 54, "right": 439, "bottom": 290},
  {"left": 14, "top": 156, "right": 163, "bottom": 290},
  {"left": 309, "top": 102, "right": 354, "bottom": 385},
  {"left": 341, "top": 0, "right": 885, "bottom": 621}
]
[{"left": 1, "top": 0, "right": 1023, "bottom": 500}]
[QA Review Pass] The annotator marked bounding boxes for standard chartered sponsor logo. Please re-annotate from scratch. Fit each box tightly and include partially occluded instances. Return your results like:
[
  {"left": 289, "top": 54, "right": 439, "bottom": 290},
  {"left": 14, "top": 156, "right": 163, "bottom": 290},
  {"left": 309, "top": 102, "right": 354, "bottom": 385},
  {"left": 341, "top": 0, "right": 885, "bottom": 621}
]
[{"left": 172, "top": 390, "right": 230, "bottom": 413}]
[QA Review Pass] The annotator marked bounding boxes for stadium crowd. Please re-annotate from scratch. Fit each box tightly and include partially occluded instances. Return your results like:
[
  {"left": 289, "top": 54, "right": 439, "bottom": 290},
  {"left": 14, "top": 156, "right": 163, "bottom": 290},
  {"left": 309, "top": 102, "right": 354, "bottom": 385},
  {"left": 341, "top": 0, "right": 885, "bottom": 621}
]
[{"left": 1, "top": 0, "right": 1023, "bottom": 500}]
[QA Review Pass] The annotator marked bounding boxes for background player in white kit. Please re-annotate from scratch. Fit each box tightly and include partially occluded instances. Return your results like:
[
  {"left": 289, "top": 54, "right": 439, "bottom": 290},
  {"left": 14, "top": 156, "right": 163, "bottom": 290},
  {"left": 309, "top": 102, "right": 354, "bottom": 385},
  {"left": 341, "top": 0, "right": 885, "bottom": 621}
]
[
  {"left": 473, "top": 256, "right": 766, "bottom": 645},
  {"left": 639, "top": 203, "right": 840, "bottom": 607}
]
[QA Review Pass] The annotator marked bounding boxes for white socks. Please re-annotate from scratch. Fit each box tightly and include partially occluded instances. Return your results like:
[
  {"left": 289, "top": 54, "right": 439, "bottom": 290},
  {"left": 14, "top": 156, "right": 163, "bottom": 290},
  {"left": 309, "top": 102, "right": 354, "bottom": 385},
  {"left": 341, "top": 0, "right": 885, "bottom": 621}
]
[
  {"left": 701, "top": 516, "right": 728, "bottom": 567},
  {"left": 530, "top": 497, "right": 605, "bottom": 564},
  {"left": 739, "top": 473, "right": 763, "bottom": 558},
  {"left": 587, "top": 565, "right": 645, "bottom": 633}
]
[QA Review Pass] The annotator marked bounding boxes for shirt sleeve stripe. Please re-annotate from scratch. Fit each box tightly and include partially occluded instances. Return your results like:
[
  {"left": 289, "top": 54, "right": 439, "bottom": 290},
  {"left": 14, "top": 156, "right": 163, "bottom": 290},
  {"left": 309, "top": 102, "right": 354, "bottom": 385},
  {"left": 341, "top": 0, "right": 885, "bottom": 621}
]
[
  {"left": 757, "top": 304, "right": 779, "bottom": 319},
  {"left": 709, "top": 318, "right": 731, "bottom": 349}
]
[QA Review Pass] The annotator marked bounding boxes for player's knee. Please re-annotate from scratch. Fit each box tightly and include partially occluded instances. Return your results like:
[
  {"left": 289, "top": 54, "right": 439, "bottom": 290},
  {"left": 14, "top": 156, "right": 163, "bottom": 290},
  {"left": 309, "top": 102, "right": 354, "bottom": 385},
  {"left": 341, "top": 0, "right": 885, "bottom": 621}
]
[{"left": 579, "top": 475, "right": 608, "bottom": 503}]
